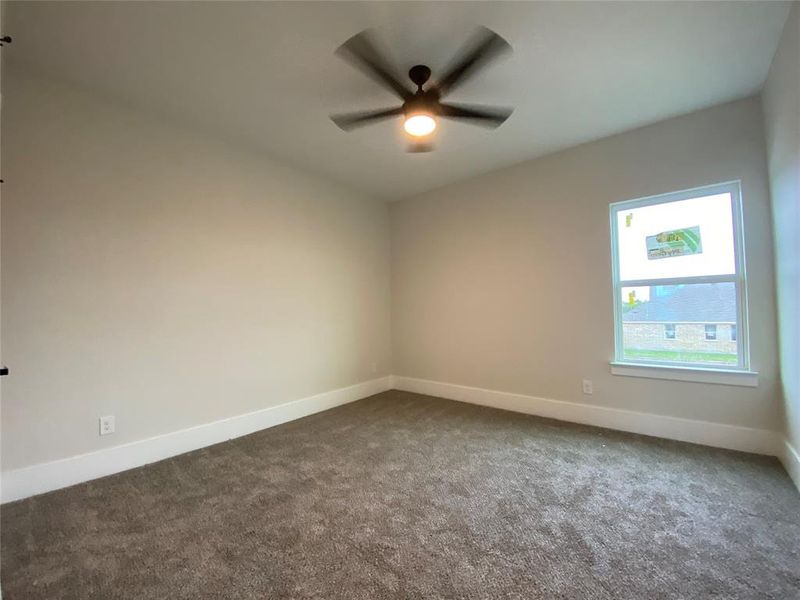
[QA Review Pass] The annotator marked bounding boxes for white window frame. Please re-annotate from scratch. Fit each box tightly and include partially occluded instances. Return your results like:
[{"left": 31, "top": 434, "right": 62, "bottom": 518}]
[{"left": 609, "top": 181, "right": 755, "bottom": 382}]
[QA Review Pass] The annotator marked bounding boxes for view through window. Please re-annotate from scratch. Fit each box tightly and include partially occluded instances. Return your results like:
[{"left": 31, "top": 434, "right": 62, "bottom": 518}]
[{"left": 610, "top": 182, "right": 748, "bottom": 369}]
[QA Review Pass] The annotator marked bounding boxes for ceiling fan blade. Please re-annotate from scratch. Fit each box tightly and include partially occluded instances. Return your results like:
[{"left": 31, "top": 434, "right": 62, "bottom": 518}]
[
  {"left": 435, "top": 27, "right": 511, "bottom": 97},
  {"left": 438, "top": 102, "right": 513, "bottom": 128},
  {"left": 407, "top": 141, "right": 434, "bottom": 153},
  {"left": 336, "top": 30, "right": 413, "bottom": 100},
  {"left": 330, "top": 107, "right": 404, "bottom": 131}
]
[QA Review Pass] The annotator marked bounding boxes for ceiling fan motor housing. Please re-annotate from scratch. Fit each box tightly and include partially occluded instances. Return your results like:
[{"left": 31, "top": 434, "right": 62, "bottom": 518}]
[{"left": 403, "top": 90, "right": 440, "bottom": 118}]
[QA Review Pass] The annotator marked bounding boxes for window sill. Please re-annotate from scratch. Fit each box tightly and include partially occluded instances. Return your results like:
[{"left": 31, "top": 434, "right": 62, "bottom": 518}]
[{"left": 609, "top": 362, "right": 758, "bottom": 387}]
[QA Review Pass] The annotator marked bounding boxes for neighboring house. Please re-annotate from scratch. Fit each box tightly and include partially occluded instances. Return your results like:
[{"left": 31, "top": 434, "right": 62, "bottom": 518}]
[{"left": 622, "top": 283, "right": 737, "bottom": 354}]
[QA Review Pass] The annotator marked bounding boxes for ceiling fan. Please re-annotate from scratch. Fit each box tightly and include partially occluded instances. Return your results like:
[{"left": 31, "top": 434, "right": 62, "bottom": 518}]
[{"left": 330, "top": 27, "right": 514, "bottom": 152}]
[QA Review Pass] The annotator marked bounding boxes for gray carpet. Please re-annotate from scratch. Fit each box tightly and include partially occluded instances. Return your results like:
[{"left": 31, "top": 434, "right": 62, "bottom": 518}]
[{"left": 2, "top": 390, "right": 799, "bottom": 599}]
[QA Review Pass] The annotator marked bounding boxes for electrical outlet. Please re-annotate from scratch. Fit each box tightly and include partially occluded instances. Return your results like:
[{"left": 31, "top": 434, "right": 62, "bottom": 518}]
[
  {"left": 582, "top": 379, "right": 593, "bottom": 395},
  {"left": 371, "top": 362, "right": 377, "bottom": 374},
  {"left": 99, "top": 415, "right": 115, "bottom": 436}
]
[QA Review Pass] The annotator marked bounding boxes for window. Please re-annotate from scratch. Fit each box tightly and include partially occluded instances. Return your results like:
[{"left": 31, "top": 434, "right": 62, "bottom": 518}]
[{"left": 610, "top": 182, "right": 749, "bottom": 371}]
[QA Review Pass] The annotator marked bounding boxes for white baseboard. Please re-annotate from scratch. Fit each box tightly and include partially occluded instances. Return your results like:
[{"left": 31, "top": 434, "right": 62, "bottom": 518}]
[
  {"left": 4, "top": 375, "right": 794, "bottom": 504},
  {"left": 392, "top": 376, "right": 783, "bottom": 457},
  {"left": 781, "top": 439, "right": 800, "bottom": 493},
  {"left": 1, "top": 376, "right": 392, "bottom": 504}
]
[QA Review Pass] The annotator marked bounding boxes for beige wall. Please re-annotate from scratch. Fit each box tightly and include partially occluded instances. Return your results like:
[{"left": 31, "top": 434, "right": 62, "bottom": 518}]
[
  {"left": 763, "top": 3, "right": 800, "bottom": 451},
  {"left": 1, "top": 70, "right": 391, "bottom": 471},
  {"left": 2, "top": 51, "right": 791, "bottom": 474},
  {"left": 391, "top": 97, "right": 780, "bottom": 430}
]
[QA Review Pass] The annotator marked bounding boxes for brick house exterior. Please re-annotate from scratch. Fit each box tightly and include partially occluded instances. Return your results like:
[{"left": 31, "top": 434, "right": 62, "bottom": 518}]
[{"left": 622, "top": 283, "right": 737, "bottom": 354}]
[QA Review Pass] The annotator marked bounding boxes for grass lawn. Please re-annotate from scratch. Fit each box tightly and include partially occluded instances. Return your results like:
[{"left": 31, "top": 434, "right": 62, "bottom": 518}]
[{"left": 624, "top": 348, "right": 738, "bottom": 365}]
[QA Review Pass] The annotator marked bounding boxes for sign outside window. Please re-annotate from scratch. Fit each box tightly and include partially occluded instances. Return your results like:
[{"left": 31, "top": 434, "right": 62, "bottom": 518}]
[{"left": 646, "top": 226, "right": 703, "bottom": 260}]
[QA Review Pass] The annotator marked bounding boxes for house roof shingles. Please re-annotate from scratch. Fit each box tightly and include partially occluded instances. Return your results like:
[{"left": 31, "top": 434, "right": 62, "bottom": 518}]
[{"left": 622, "top": 283, "right": 736, "bottom": 323}]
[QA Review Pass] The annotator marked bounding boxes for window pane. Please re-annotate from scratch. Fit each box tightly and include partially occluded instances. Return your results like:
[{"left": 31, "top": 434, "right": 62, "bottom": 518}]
[
  {"left": 617, "top": 192, "right": 736, "bottom": 281},
  {"left": 620, "top": 282, "right": 738, "bottom": 366}
]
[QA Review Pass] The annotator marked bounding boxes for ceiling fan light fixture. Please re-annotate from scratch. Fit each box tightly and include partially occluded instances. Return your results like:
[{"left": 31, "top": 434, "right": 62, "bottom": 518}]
[
  {"left": 330, "top": 28, "right": 513, "bottom": 150},
  {"left": 403, "top": 113, "right": 437, "bottom": 137}
]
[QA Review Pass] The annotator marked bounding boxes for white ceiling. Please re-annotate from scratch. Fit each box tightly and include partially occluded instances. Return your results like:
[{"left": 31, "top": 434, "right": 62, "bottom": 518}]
[{"left": 4, "top": 1, "right": 792, "bottom": 200}]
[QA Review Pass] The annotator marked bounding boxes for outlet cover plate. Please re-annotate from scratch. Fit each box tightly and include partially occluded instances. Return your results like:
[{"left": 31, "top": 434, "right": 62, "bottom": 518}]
[{"left": 99, "top": 415, "right": 115, "bottom": 436}]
